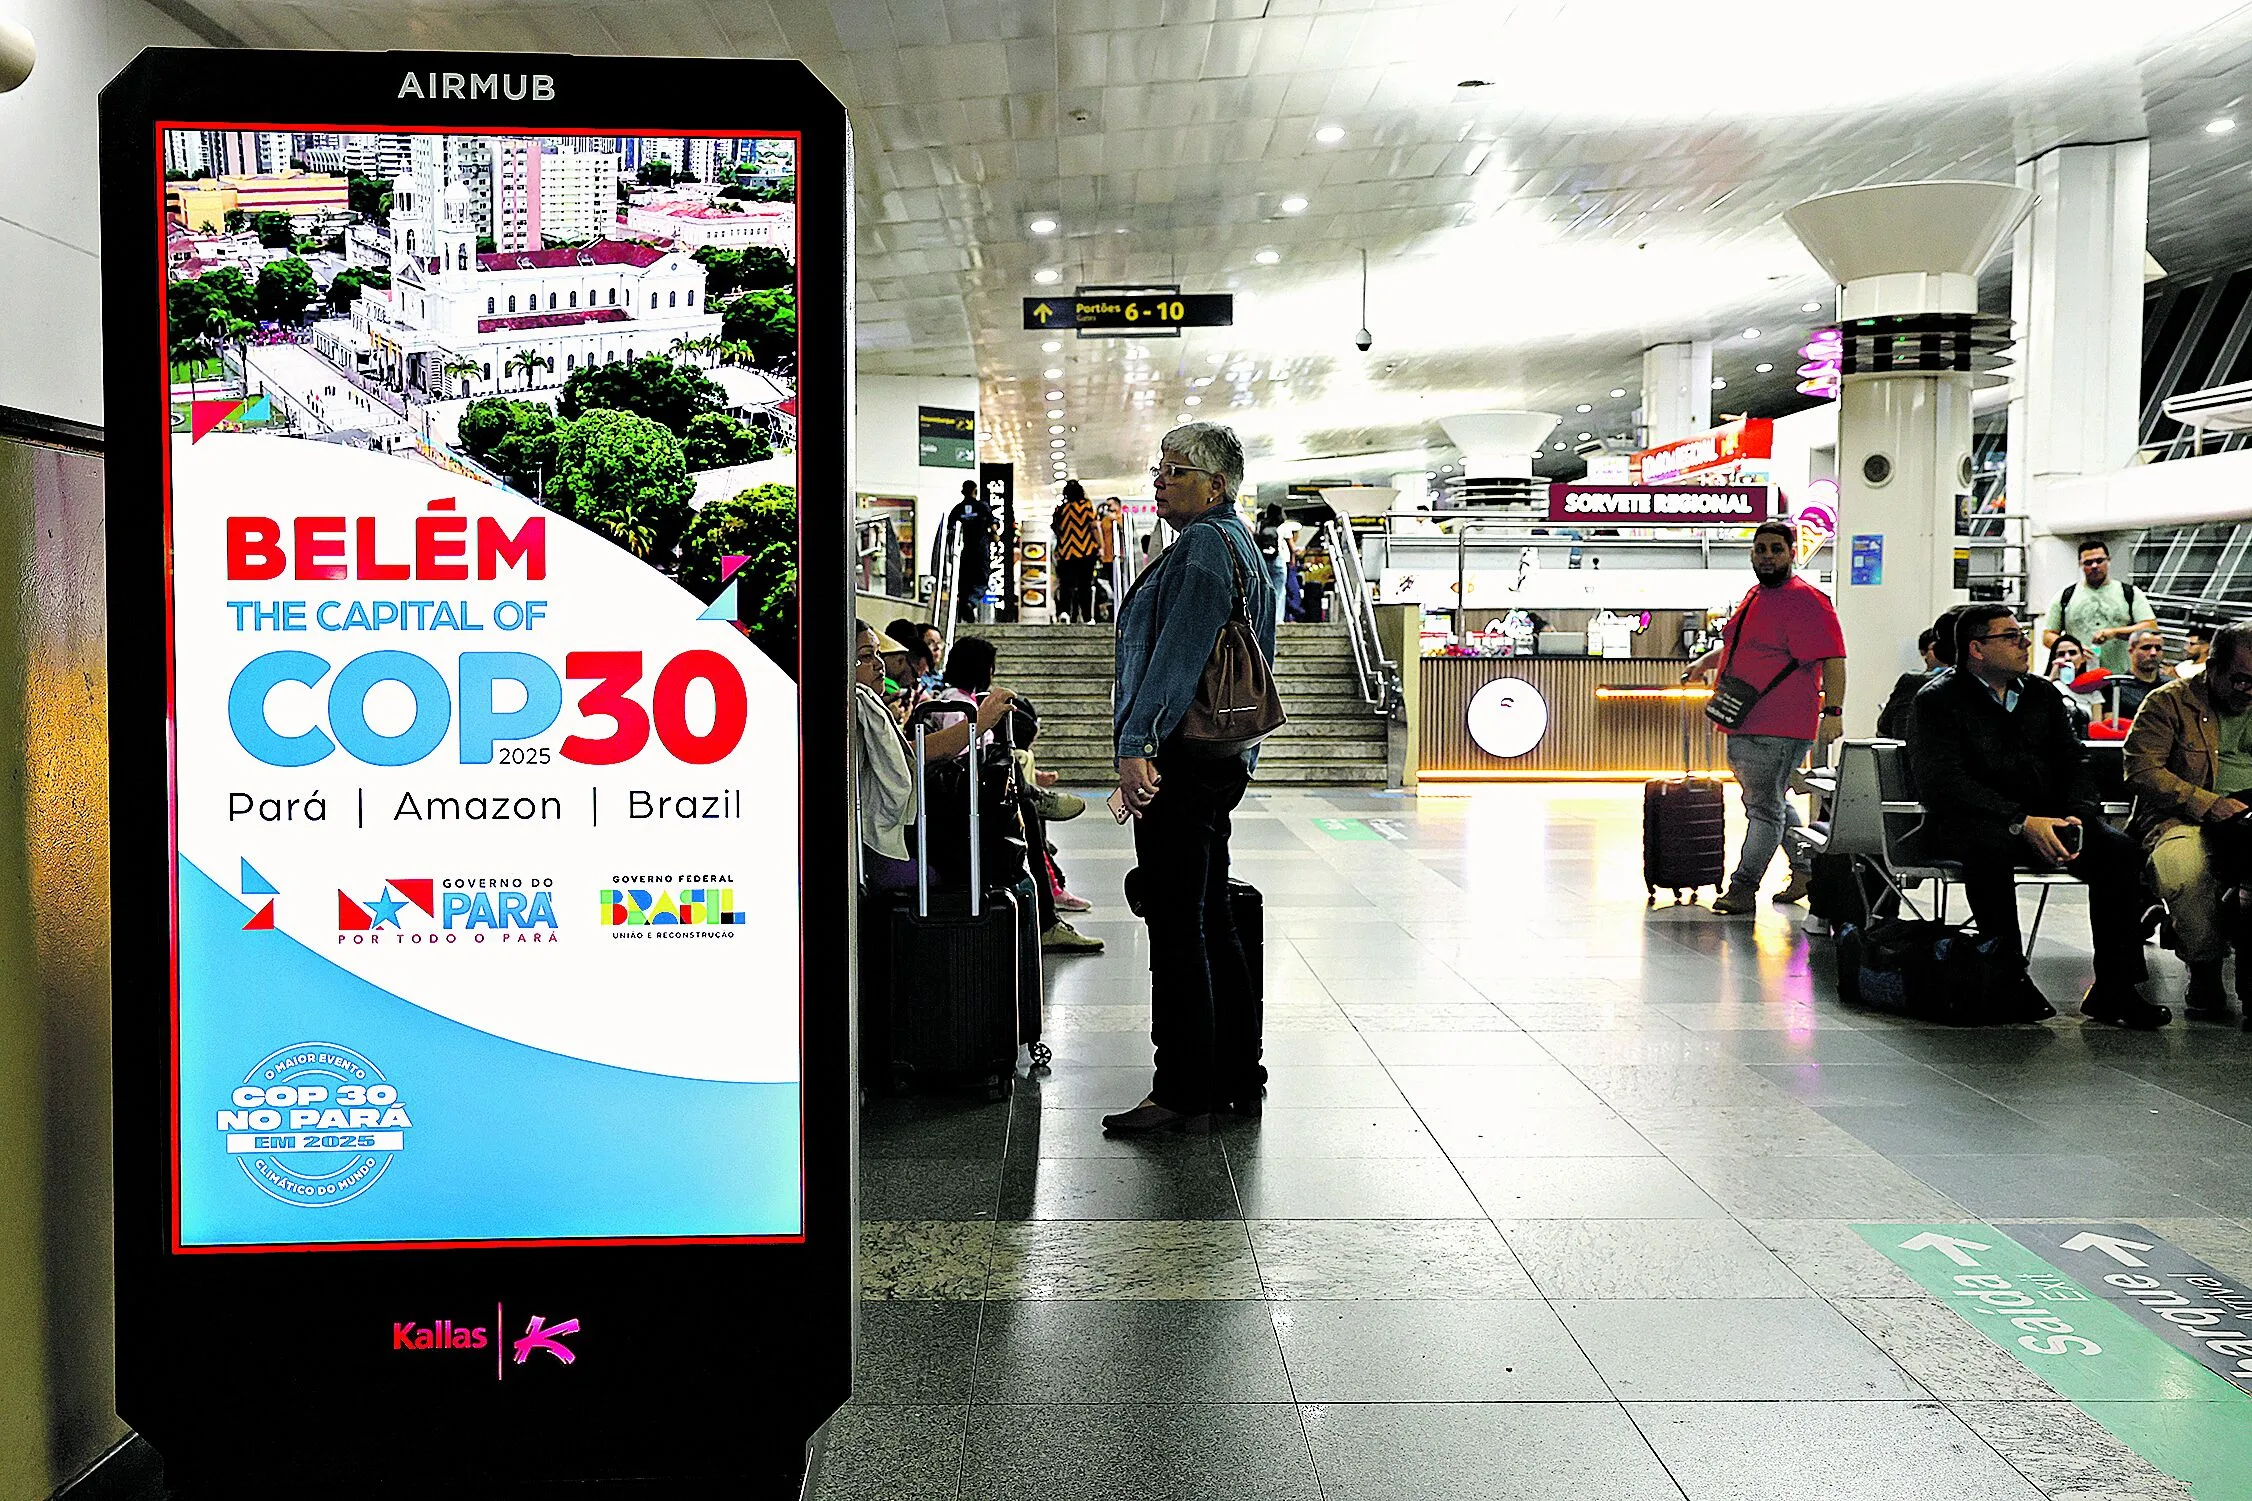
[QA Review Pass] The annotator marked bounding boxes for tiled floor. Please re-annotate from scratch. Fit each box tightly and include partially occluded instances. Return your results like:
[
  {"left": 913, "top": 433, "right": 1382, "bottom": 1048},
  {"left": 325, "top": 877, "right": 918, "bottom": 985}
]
[{"left": 825, "top": 785, "right": 2252, "bottom": 1501}]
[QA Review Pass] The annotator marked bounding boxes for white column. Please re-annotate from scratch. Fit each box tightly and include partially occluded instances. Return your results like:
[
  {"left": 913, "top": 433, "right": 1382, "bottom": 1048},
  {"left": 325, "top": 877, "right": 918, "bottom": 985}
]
[
  {"left": 1784, "top": 181, "right": 2033, "bottom": 734},
  {"left": 1641, "top": 341, "right": 1712, "bottom": 446},
  {"left": 2006, "top": 140, "right": 2150, "bottom": 615}
]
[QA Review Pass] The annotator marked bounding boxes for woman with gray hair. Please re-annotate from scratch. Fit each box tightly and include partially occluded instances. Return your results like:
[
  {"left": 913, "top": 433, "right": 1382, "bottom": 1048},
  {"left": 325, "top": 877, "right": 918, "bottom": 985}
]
[{"left": 1102, "top": 422, "right": 1278, "bottom": 1134}]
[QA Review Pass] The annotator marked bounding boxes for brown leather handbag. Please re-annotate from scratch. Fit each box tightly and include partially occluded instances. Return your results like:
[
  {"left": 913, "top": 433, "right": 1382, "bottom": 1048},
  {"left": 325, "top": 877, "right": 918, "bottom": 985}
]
[{"left": 1174, "top": 529, "right": 1288, "bottom": 752}]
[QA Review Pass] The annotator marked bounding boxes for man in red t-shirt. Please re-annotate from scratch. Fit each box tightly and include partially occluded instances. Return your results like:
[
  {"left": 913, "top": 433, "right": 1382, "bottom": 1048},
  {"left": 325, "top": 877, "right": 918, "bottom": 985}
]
[{"left": 1688, "top": 521, "right": 1848, "bottom": 915}]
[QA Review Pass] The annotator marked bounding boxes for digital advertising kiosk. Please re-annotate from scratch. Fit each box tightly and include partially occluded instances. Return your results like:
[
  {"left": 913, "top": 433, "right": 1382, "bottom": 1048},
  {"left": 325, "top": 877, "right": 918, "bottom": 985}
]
[{"left": 101, "top": 51, "right": 854, "bottom": 1492}]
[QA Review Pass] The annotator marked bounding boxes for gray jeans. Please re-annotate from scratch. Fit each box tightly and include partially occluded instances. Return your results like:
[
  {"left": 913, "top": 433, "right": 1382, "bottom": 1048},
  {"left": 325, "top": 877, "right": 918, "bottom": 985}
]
[{"left": 1723, "top": 733, "right": 1811, "bottom": 895}]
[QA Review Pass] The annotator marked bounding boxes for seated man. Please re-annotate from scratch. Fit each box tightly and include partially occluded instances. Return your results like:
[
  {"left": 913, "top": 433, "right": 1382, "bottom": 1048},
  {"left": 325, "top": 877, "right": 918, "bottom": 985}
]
[
  {"left": 2124, "top": 620, "right": 2252, "bottom": 1027},
  {"left": 1909, "top": 604, "right": 2170, "bottom": 1028},
  {"left": 1876, "top": 606, "right": 1962, "bottom": 740},
  {"left": 2115, "top": 628, "right": 2169, "bottom": 719}
]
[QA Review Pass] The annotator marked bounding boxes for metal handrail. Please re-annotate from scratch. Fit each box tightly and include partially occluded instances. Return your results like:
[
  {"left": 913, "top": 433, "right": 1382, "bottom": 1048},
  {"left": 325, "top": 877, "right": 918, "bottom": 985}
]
[
  {"left": 929, "top": 511, "right": 963, "bottom": 652},
  {"left": 1315, "top": 518, "right": 1396, "bottom": 713}
]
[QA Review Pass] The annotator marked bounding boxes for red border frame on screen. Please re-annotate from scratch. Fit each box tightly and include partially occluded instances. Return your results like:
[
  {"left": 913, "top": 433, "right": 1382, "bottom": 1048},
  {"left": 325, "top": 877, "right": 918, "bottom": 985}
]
[{"left": 156, "top": 119, "right": 809, "bottom": 1255}]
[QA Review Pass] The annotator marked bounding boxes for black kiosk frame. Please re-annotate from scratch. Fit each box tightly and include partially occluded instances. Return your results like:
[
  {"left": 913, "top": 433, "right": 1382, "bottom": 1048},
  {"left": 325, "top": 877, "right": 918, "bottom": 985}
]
[{"left": 101, "top": 51, "right": 854, "bottom": 1492}]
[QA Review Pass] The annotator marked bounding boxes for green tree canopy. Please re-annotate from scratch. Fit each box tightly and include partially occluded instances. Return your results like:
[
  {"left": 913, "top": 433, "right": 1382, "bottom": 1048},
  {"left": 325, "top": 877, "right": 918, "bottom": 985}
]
[
  {"left": 222, "top": 208, "right": 250, "bottom": 235},
  {"left": 636, "top": 159, "right": 674, "bottom": 186},
  {"left": 456, "top": 397, "right": 561, "bottom": 499},
  {"left": 693, "top": 244, "right": 793, "bottom": 299},
  {"left": 549, "top": 409, "right": 696, "bottom": 562},
  {"left": 253, "top": 210, "right": 296, "bottom": 248},
  {"left": 678, "top": 483, "right": 798, "bottom": 653},
  {"left": 255, "top": 257, "right": 320, "bottom": 323},
  {"left": 680, "top": 411, "right": 774, "bottom": 472},
  {"left": 346, "top": 172, "right": 389, "bottom": 223},
  {"left": 719, "top": 287, "right": 796, "bottom": 373},
  {"left": 556, "top": 353, "right": 726, "bottom": 436},
  {"left": 168, "top": 267, "right": 257, "bottom": 352}
]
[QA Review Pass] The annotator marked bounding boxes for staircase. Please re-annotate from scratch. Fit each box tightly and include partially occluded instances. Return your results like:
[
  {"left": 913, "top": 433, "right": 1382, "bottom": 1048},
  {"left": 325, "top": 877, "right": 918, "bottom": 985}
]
[{"left": 960, "top": 621, "right": 1391, "bottom": 788}]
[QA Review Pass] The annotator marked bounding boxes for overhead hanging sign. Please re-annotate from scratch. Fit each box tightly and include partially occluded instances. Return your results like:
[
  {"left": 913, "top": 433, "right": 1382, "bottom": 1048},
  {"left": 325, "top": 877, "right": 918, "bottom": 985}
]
[
  {"left": 1022, "top": 289, "right": 1234, "bottom": 334},
  {"left": 103, "top": 47, "right": 852, "bottom": 1491},
  {"left": 1635, "top": 417, "right": 1775, "bottom": 485},
  {"left": 918, "top": 405, "right": 975, "bottom": 467},
  {"left": 1547, "top": 484, "right": 1773, "bottom": 524}
]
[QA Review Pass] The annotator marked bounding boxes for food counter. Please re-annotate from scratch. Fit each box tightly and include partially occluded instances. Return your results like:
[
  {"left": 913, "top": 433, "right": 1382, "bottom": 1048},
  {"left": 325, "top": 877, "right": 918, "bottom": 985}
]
[{"left": 1418, "top": 655, "right": 1725, "bottom": 780}]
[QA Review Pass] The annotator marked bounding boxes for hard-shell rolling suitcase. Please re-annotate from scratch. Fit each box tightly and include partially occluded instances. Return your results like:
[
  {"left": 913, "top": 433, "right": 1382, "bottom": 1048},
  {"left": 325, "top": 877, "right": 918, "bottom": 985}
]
[
  {"left": 1645, "top": 703, "right": 1727, "bottom": 905},
  {"left": 882, "top": 713, "right": 1019, "bottom": 1098},
  {"left": 1227, "top": 877, "right": 1267, "bottom": 1097}
]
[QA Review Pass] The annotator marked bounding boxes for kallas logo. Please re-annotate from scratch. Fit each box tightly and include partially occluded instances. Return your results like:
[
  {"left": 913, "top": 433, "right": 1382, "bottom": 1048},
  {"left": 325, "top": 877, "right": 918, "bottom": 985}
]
[
  {"left": 393, "top": 1319, "right": 488, "bottom": 1351},
  {"left": 512, "top": 1315, "right": 580, "bottom": 1366}
]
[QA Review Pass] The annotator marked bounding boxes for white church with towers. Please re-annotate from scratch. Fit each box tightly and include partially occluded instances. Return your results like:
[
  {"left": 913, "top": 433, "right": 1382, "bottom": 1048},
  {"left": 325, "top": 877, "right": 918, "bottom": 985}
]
[{"left": 345, "top": 135, "right": 722, "bottom": 403}]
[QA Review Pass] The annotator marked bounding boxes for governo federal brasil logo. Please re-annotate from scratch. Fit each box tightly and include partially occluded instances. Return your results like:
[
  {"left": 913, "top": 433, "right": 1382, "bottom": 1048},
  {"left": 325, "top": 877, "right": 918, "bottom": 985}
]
[{"left": 216, "top": 1042, "right": 411, "bottom": 1207}]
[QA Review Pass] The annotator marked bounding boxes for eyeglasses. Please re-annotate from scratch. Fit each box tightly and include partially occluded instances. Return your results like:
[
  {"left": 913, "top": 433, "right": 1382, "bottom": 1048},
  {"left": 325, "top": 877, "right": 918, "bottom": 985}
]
[
  {"left": 1975, "top": 630, "right": 2031, "bottom": 646},
  {"left": 1150, "top": 461, "right": 1217, "bottom": 481}
]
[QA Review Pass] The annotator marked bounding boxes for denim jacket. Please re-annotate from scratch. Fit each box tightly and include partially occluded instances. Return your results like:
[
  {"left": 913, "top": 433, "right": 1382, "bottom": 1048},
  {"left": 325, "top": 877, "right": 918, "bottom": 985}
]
[{"left": 1113, "top": 507, "right": 1278, "bottom": 764}]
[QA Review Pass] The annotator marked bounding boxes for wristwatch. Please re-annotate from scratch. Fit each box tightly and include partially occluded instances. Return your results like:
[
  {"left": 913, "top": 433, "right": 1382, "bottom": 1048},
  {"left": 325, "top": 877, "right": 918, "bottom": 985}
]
[
  {"left": 1821, "top": 706, "right": 1843, "bottom": 717},
  {"left": 2008, "top": 819, "right": 2027, "bottom": 839}
]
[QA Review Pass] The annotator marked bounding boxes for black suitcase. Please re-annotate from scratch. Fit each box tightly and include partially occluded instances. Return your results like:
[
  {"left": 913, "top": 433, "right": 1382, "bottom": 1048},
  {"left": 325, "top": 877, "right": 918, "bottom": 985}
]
[
  {"left": 1228, "top": 878, "right": 1267, "bottom": 1097},
  {"left": 1644, "top": 707, "right": 1726, "bottom": 904},
  {"left": 878, "top": 713, "right": 1020, "bottom": 1097}
]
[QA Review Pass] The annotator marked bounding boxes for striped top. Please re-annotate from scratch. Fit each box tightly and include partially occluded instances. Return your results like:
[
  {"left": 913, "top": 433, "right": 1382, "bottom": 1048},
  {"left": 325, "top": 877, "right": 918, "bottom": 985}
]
[{"left": 1054, "top": 497, "right": 1101, "bottom": 561}]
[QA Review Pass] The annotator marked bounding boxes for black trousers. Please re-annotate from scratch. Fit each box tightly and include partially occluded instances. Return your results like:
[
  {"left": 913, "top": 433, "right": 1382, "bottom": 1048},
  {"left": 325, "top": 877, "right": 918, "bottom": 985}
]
[
  {"left": 1132, "top": 753, "right": 1256, "bottom": 1112},
  {"left": 1057, "top": 557, "right": 1098, "bottom": 622},
  {"left": 1923, "top": 817, "right": 2147, "bottom": 984}
]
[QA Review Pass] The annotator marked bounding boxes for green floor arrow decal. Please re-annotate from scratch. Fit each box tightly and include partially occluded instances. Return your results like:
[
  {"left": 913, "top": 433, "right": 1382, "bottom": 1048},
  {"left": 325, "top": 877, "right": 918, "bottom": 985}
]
[{"left": 1860, "top": 1222, "right": 2252, "bottom": 1501}]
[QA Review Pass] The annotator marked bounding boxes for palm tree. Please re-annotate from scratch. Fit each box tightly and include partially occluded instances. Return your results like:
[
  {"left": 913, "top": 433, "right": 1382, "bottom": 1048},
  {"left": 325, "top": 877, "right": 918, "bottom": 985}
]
[
  {"left": 439, "top": 356, "right": 482, "bottom": 399},
  {"left": 505, "top": 347, "right": 553, "bottom": 390},
  {"left": 670, "top": 335, "right": 720, "bottom": 366},
  {"left": 715, "top": 339, "right": 756, "bottom": 369},
  {"left": 173, "top": 333, "right": 219, "bottom": 386},
  {"left": 217, "top": 316, "right": 256, "bottom": 399}
]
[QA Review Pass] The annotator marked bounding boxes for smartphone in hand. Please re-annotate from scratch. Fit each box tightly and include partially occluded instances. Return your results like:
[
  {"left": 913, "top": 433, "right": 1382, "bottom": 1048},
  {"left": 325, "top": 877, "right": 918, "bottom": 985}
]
[{"left": 2058, "top": 821, "right": 2084, "bottom": 857}]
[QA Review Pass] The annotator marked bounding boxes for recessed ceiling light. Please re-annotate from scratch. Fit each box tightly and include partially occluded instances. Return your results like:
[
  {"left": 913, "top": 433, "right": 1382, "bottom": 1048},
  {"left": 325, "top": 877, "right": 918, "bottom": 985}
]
[
  {"left": 2209, "top": 117, "right": 2237, "bottom": 134},
  {"left": 1185, "top": 396, "right": 1202, "bottom": 406},
  {"left": 1801, "top": 300, "right": 1822, "bottom": 313},
  {"left": 1044, "top": 368, "right": 1063, "bottom": 379},
  {"left": 1029, "top": 217, "right": 1058, "bottom": 234},
  {"left": 1575, "top": 403, "right": 1592, "bottom": 413},
  {"left": 1177, "top": 414, "right": 1191, "bottom": 423},
  {"left": 1755, "top": 362, "right": 1774, "bottom": 374},
  {"left": 1193, "top": 377, "right": 1213, "bottom": 387},
  {"left": 1041, "top": 340, "right": 1061, "bottom": 353},
  {"left": 1050, "top": 438, "right": 1066, "bottom": 447},
  {"left": 1711, "top": 377, "right": 1727, "bottom": 389},
  {"left": 1441, "top": 465, "right": 1454, "bottom": 473},
  {"left": 1578, "top": 432, "right": 1592, "bottom": 440},
  {"left": 1255, "top": 249, "right": 1281, "bottom": 265},
  {"left": 1032, "top": 268, "right": 1060, "bottom": 284},
  {"left": 1280, "top": 196, "right": 1308, "bottom": 213},
  {"left": 1045, "top": 392, "right": 1063, "bottom": 403},
  {"left": 1425, "top": 470, "right": 1437, "bottom": 479},
  {"left": 1552, "top": 442, "right": 1566, "bottom": 450},
  {"left": 1047, "top": 407, "right": 1064, "bottom": 418},
  {"left": 1049, "top": 424, "right": 1065, "bottom": 434},
  {"left": 1315, "top": 125, "right": 1346, "bottom": 144},
  {"left": 1742, "top": 327, "right": 1760, "bottom": 340}
]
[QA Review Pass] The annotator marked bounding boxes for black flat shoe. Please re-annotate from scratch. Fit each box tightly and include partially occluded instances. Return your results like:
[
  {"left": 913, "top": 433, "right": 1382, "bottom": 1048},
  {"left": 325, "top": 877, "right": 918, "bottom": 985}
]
[
  {"left": 2006, "top": 977, "right": 2057, "bottom": 1022},
  {"left": 1100, "top": 1099, "right": 1209, "bottom": 1135},
  {"left": 2082, "top": 984, "right": 2171, "bottom": 1031}
]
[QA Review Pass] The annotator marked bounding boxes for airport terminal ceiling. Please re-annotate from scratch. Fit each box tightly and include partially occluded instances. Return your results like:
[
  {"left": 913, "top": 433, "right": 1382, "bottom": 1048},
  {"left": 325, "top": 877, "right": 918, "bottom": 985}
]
[{"left": 167, "top": 0, "right": 2252, "bottom": 487}]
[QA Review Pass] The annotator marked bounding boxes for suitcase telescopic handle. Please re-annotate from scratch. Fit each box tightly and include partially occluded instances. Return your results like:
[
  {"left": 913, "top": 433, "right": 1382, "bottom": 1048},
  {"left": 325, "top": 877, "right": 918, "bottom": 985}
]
[{"left": 914, "top": 720, "right": 930, "bottom": 918}]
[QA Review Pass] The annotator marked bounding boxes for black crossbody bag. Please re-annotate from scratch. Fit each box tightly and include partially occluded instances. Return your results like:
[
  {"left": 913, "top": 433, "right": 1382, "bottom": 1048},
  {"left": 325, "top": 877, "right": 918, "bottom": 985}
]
[{"left": 1704, "top": 591, "right": 1805, "bottom": 731}]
